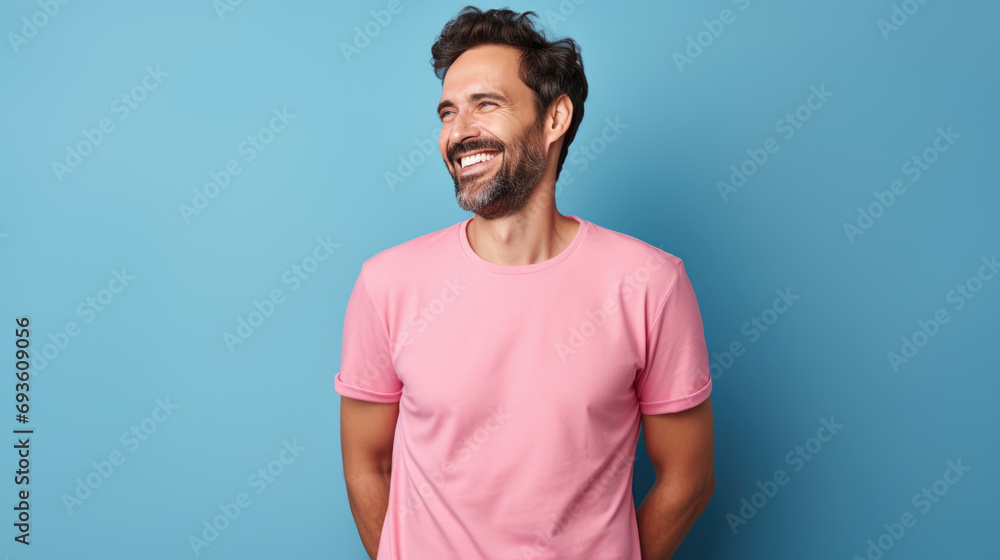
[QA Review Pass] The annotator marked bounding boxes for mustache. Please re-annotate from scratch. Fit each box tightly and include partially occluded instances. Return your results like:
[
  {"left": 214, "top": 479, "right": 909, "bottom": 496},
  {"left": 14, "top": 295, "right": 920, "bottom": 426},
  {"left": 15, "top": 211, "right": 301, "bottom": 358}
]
[{"left": 448, "top": 138, "right": 505, "bottom": 162}]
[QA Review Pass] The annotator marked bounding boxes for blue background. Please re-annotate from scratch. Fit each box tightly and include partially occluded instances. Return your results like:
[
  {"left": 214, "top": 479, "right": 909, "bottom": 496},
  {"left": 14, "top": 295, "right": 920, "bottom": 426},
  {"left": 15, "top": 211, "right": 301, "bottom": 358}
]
[{"left": 1, "top": 0, "right": 997, "bottom": 558}]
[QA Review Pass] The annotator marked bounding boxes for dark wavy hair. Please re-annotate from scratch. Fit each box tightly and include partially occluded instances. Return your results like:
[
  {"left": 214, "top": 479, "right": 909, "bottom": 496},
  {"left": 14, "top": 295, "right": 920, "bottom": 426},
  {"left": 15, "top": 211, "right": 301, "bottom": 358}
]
[{"left": 430, "top": 6, "right": 588, "bottom": 180}]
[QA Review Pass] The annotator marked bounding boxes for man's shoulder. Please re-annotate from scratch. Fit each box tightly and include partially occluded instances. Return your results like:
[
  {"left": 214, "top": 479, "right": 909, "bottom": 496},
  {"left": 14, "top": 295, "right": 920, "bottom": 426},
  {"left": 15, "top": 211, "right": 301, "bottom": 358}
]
[
  {"left": 358, "top": 218, "right": 463, "bottom": 287},
  {"left": 583, "top": 218, "right": 686, "bottom": 277}
]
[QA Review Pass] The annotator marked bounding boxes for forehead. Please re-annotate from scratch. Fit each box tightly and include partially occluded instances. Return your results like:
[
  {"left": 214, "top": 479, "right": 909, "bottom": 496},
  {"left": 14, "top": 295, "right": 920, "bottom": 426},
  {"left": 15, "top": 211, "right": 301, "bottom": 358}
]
[{"left": 440, "top": 44, "right": 527, "bottom": 100}]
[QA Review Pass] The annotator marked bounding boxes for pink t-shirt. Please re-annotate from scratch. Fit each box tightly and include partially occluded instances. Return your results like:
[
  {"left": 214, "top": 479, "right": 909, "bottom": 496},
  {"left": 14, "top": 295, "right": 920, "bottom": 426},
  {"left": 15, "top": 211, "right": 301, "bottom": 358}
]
[{"left": 335, "top": 214, "right": 712, "bottom": 560}]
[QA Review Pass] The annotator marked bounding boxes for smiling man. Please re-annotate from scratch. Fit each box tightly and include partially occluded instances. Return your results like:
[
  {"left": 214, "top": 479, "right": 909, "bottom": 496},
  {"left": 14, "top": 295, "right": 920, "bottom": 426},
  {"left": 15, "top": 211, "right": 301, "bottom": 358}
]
[{"left": 336, "top": 7, "right": 714, "bottom": 560}]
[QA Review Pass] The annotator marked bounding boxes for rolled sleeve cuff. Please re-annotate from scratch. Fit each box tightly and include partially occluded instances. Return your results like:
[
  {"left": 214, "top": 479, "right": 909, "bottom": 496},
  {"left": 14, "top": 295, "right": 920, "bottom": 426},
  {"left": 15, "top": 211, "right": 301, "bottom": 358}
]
[
  {"left": 334, "top": 371, "right": 402, "bottom": 403},
  {"left": 639, "top": 377, "right": 712, "bottom": 415}
]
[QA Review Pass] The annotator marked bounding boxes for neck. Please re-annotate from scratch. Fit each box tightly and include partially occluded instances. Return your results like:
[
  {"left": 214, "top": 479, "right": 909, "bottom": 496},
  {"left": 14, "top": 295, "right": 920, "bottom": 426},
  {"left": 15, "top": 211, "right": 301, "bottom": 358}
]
[{"left": 466, "top": 188, "right": 579, "bottom": 266}]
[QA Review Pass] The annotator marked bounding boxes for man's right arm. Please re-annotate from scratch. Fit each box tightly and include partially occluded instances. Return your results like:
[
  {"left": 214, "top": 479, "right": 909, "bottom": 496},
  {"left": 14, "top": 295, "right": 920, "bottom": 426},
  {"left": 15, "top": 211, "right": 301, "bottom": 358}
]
[{"left": 341, "top": 395, "right": 399, "bottom": 559}]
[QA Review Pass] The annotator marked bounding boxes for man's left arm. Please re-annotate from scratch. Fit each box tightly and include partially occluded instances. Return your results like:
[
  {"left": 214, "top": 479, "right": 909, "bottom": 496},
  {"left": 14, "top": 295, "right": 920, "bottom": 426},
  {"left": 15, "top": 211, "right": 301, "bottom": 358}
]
[{"left": 635, "top": 396, "right": 715, "bottom": 560}]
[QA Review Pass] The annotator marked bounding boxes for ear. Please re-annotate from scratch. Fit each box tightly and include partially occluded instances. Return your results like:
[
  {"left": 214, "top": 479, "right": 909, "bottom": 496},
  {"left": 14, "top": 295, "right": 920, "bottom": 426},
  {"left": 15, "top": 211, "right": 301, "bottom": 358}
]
[{"left": 542, "top": 93, "right": 573, "bottom": 149}]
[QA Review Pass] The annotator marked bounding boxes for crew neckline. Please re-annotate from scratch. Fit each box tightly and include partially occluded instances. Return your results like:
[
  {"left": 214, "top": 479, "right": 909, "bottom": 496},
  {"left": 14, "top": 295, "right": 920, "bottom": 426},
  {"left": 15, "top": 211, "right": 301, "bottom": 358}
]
[{"left": 458, "top": 214, "right": 589, "bottom": 275}]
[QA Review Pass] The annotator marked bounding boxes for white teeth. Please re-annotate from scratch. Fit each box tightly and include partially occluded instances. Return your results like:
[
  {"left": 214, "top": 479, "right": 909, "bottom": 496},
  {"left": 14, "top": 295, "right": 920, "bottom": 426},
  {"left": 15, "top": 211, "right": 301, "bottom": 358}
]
[{"left": 461, "top": 152, "right": 496, "bottom": 168}]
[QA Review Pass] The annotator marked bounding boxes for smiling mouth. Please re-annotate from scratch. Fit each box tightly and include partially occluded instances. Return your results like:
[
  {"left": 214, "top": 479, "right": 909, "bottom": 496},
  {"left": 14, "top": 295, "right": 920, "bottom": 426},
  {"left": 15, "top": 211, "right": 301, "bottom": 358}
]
[{"left": 457, "top": 150, "right": 500, "bottom": 174}]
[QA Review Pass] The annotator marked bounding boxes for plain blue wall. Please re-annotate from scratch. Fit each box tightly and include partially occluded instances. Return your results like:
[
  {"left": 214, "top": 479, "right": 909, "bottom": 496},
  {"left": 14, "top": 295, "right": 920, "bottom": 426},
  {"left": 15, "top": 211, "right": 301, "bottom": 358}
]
[{"left": 1, "top": 1, "right": 997, "bottom": 558}]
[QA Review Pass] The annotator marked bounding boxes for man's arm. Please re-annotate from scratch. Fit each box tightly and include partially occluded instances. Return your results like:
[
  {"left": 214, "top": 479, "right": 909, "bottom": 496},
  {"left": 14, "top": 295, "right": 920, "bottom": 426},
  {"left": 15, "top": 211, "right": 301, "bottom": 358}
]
[
  {"left": 341, "top": 395, "right": 400, "bottom": 560},
  {"left": 636, "top": 396, "right": 715, "bottom": 560}
]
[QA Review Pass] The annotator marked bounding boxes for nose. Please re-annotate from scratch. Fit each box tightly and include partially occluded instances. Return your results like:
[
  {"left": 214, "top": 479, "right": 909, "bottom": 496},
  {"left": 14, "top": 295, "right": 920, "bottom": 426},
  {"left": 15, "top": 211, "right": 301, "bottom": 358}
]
[{"left": 449, "top": 109, "right": 481, "bottom": 155}]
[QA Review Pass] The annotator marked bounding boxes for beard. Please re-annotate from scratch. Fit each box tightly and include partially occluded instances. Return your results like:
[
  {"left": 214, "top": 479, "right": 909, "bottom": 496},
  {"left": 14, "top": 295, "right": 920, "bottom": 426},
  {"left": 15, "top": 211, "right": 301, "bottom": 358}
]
[{"left": 447, "top": 121, "right": 547, "bottom": 220}]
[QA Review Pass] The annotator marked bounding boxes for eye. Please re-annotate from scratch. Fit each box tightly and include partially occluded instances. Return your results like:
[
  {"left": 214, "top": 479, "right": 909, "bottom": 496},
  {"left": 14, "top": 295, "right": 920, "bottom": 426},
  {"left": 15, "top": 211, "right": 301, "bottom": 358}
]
[{"left": 439, "top": 110, "right": 454, "bottom": 121}]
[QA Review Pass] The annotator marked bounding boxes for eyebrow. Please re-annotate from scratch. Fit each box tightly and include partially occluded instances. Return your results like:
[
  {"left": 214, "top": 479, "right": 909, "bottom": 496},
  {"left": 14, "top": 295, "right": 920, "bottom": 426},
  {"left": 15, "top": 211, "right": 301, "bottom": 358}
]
[{"left": 437, "top": 92, "right": 510, "bottom": 117}]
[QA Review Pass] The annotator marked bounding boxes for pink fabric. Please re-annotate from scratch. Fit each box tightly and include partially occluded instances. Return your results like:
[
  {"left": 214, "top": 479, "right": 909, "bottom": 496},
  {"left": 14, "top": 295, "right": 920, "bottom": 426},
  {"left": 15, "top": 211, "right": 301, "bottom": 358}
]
[{"left": 335, "top": 215, "right": 712, "bottom": 559}]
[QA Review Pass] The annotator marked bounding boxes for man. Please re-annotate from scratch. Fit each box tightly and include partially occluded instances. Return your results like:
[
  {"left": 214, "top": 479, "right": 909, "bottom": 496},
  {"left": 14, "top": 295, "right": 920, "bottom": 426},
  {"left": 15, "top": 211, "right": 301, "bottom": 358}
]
[{"left": 336, "top": 7, "right": 714, "bottom": 559}]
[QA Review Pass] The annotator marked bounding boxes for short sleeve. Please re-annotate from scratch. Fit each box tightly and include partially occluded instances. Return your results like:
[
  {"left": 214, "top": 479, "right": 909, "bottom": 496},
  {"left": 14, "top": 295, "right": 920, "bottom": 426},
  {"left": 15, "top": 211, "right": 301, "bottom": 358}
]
[
  {"left": 635, "top": 260, "right": 712, "bottom": 415},
  {"left": 334, "top": 266, "right": 403, "bottom": 403}
]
